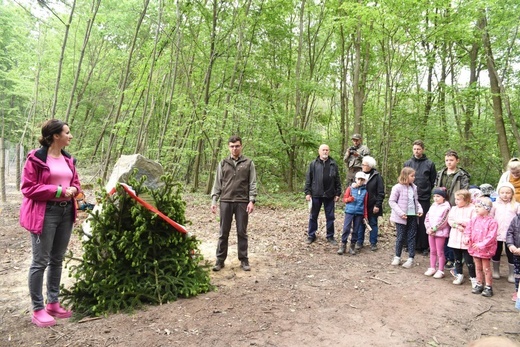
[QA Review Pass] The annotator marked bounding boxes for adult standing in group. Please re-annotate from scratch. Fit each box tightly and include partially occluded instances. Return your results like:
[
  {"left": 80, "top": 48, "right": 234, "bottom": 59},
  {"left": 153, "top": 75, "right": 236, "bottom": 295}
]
[
  {"left": 357, "top": 156, "right": 385, "bottom": 251},
  {"left": 20, "top": 119, "right": 81, "bottom": 327},
  {"left": 404, "top": 140, "right": 437, "bottom": 256},
  {"left": 211, "top": 135, "right": 257, "bottom": 272},
  {"left": 344, "top": 134, "right": 370, "bottom": 185},
  {"left": 305, "top": 144, "right": 342, "bottom": 245},
  {"left": 498, "top": 158, "right": 520, "bottom": 203}
]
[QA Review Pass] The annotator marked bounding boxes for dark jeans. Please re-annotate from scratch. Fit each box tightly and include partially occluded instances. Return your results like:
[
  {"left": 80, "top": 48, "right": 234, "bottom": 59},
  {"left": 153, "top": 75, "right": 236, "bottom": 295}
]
[
  {"left": 358, "top": 214, "right": 379, "bottom": 246},
  {"left": 216, "top": 202, "right": 249, "bottom": 262},
  {"left": 453, "top": 248, "right": 476, "bottom": 277},
  {"left": 415, "top": 199, "right": 430, "bottom": 251},
  {"left": 29, "top": 203, "right": 73, "bottom": 311},
  {"left": 444, "top": 238, "right": 454, "bottom": 262},
  {"left": 514, "top": 255, "right": 520, "bottom": 291},
  {"left": 341, "top": 213, "right": 362, "bottom": 244},
  {"left": 394, "top": 217, "right": 418, "bottom": 258},
  {"left": 308, "top": 197, "right": 335, "bottom": 240}
]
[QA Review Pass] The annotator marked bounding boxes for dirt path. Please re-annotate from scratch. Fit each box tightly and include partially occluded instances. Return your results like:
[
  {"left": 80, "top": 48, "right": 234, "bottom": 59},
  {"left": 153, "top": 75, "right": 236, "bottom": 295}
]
[{"left": 1, "top": 190, "right": 520, "bottom": 346}]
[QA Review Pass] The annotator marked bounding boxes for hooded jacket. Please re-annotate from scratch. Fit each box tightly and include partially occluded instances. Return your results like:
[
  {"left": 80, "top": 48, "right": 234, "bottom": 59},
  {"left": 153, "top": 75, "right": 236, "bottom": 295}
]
[
  {"left": 464, "top": 215, "right": 498, "bottom": 259},
  {"left": 404, "top": 155, "right": 436, "bottom": 201},
  {"left": 20, "top": 147, "right": 81, "bottom": 234}
]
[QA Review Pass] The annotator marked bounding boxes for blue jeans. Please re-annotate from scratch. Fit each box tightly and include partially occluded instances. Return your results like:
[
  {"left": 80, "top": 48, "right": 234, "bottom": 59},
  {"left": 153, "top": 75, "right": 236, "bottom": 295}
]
[
  {"left": 307, "top": 197, "right": 335, "bottom": 240},
  {"left": 341, "top": 213, "right": 362, "bottom": 244},
  {"left": 358, "top": 215, "right": 379, "bottom": 246},
  {"left": 28, "top": 203, "right": 73, "bottom": 311}
]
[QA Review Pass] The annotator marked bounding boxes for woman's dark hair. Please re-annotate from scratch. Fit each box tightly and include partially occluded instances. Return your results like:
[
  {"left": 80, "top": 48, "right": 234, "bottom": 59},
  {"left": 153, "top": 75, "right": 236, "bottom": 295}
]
[{"left": 39, "top": 119, "right": 67, "bottom": 147}]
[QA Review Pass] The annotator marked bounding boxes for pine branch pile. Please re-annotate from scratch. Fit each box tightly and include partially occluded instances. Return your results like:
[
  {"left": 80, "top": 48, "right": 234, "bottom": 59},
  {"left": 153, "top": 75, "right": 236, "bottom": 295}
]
[{"left": 62, "top": 173, "right": 212, "bottom": 317}]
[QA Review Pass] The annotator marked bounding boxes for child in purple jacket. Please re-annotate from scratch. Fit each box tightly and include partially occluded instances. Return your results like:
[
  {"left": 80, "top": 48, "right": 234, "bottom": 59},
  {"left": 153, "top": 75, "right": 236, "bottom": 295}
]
[{"left": 389, "top": 167, "right": 423, "bottom": 268}]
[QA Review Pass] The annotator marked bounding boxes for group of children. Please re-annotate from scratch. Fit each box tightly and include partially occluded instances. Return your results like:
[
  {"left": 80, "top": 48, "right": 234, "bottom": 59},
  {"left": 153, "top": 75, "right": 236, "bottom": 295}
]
[
  {"left": 389, "top": 169, "right": 520, "bottom": 301},
  {"left": 337, "top": 151, "right": 520, "bottom": 307}
]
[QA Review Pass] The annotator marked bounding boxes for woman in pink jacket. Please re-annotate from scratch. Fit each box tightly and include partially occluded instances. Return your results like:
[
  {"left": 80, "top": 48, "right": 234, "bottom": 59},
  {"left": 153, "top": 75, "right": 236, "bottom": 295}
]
[
  {"left": 465, "top": 197, "right": 498, "bottom": 297},
  {"left": 20, "top": 119, "right": 81, "bottom": 327}
]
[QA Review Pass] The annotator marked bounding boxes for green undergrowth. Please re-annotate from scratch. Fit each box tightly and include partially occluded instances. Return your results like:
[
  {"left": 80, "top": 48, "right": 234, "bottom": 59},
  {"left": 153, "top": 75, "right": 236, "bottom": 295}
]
[{"left": 61, "top": 172, "right": 213, "bottom": 318}]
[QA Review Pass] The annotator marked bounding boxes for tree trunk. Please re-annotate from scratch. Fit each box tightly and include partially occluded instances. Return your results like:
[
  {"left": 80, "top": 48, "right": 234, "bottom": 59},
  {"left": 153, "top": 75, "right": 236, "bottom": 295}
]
[
  {"left": 65, "top": 0, "right": 101, "bottom": 124},
  {"left": 51, "top": 0, "right": 76, "bottom": 118},
  {"left": 102, "top": 0, "right": 150, "bottom": 183},
  {"left": 480, "top": 12, "right": 510, "bottom": 166}
]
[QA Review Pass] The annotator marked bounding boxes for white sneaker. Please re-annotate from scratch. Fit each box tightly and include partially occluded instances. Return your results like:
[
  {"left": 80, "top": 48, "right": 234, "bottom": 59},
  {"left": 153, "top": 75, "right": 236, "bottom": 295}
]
[
  {"left": 424, "top": 268, "right": 436, "bottom": 276},
  {"left": 391, "top": 256, "right": 401, "bottom": 266},
  {"left": 470, "top": 277, "right": 478, "bottom": 289},
  {"left": 433, "top": 270, "right": 445, "bottom": 279},
  {"left": 452, "top": 274, "right": 464, "bottom": 285},
  {"left": 402, "top": 258, "right": 414, "bottom": 269}
]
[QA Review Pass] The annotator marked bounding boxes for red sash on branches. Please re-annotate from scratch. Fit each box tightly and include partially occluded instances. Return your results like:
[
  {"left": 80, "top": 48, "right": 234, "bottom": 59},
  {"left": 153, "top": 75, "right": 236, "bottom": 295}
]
[{"left": 109, "top": 183, "right": 187, "bottom": 234}]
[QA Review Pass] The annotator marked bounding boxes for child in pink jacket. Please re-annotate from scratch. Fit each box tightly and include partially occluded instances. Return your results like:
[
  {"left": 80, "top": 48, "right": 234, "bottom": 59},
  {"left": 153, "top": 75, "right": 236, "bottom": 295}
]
[
  {"left": 465, "top": 197, "right": 498, "bottom": 297},
  {"left": 424, "top": 187, "right": 451, "bottom": 279}
]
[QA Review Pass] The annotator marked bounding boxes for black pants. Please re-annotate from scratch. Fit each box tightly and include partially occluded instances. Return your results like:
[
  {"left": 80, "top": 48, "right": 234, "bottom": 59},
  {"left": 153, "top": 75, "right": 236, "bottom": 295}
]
[
  {"left": 415, "top": 199, "right": 430, "bottom": 251},
  {"left": 453, "top": 248, "right": 476, "bottom": 277},
  {"left": 216, "top": 201, "right": 249, "bottom": 262}
]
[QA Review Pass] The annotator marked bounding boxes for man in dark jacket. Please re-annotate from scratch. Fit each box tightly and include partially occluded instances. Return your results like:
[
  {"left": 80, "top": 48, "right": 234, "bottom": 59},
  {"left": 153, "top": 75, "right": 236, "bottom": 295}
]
[
  {"left": 404, "top": 140, "right": 437, "bottom": 255},
  {"left": 211, "top": 135, "right": 257, "bottom": 272},
  {"left": 304, "top": 144, "right": 342, "bottom": 244}
]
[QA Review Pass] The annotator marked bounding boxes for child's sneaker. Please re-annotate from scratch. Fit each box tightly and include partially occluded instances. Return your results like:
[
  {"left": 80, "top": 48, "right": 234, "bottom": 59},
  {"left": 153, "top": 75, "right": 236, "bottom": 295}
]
[
  {"left": 391, "top": 256, "right": 401, "bottom": 266},
  {"left": 433, "top": 270, "right": 444, "bottom": 279},
  {"left": 402, "top": 258, "right": 414, "bottom": 269},
  {"left": 512, "top": 292, "right": 518, "bottom": 302},
  {"left": 452, "top": 274, "right": 464, "bottom": 285},
  {"left": 472, "top": 283, "right": 484, "bottom": 294},
  {"left": 481, "top": 285, "right": 493, "bottom": 297},
  {"left": 470, "top": 277, "right": 478, "bottom": 289},
  {"left": 424, "top": 268, "right": 436, "bottom": 276}
]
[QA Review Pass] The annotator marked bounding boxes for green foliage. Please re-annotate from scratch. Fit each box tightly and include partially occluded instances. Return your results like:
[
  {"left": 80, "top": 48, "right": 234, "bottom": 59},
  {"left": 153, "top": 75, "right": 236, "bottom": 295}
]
[{"left": 61, "top": 173, "right": 212, "bottom": 317}]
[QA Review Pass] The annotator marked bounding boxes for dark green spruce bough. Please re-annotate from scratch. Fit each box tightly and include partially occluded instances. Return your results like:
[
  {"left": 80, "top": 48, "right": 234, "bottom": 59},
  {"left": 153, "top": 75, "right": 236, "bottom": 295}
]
[{"left": 61, "top": 173, "right": 212, "bottom": 317}]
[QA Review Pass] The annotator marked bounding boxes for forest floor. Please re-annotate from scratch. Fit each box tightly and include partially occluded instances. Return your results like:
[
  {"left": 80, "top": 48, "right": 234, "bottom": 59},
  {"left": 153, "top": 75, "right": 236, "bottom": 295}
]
[{"left": 1, "top": 184, "right": 520, "bottom": 347}]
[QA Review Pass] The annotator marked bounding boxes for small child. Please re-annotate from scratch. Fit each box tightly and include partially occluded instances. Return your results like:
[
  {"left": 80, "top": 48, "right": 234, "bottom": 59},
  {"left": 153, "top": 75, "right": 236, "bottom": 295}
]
[
  {"left": 447, "top": 189, "right": 476, "bottom": 286},
  {"left": 338, "top": 171, "right": 368, "bottom": 255},
  {"left": 389, "top": 167, "right": 423, "bottom": 268},
  {"left": 424, "top": 187, "right": 451, "bottom": 279},
  {"left": 464, "top": 197, "right": 498, "bottom": 297},
  {"left": 506, "top": 213, "right": 520, "bottom": 304},
  {"left": 492, "top": 182, "right": 520, "bottom": 293}
]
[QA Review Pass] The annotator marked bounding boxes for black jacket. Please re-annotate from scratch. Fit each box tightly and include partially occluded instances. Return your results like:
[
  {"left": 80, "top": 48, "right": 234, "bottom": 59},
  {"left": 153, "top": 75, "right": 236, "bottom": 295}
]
[
  {"left": 404, "top": 155, "right": 436, "bottom": 201},
  {"left": 304, "top": 156, "right": 342, "bottom": 199},
  {"left": 364, "top": 168, "right": 385, "bottom": 217}
]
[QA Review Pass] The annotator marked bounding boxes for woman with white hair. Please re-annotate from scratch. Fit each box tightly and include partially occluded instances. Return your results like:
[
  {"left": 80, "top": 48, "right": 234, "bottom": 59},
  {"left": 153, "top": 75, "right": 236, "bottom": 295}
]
[{"left": 355, "top": 156, "right": 385, "bottom": 251}]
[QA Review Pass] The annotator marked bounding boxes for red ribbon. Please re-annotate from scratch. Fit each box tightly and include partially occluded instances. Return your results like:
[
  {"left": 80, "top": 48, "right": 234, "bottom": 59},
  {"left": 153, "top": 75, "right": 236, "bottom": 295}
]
[{"left": 109, "top": 183, "right": 187, "bottom": 234}]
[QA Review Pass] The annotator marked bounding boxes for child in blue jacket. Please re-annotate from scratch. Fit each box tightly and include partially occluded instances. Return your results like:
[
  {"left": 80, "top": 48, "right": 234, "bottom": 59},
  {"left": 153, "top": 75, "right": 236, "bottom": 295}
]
[{"left": 338, "top": 171, "right": 368, "bottom": 255}]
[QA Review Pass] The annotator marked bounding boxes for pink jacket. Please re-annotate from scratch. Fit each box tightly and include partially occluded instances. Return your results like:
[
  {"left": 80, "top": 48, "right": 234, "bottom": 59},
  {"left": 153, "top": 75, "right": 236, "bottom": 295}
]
[
  {"left": 20, "top": 147, "right": 81, "bottom": 234},
  {"left": 425, "top": 201, "right": 451, "bottom": 238},
  {"left": 464, "top": 215, "right": 498, "bottom": 259},
  {"left": 447, "top": 204, "right": 475, "bottom": 249},
  {"left": 492, "top": 199, "right": 520, "bottom": 241}
]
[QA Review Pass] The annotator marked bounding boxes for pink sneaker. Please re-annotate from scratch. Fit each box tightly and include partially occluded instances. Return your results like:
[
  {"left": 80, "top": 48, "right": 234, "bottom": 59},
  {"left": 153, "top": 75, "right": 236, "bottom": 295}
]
[
  {"left": 32, "top": 309, "right": 56, "bottom": 327},
  {"left": 512, "top": 292, "right": 518, "bottom": 302},
  {"left": 45, "top": 302, "right": 72, "bottom": 318}
]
